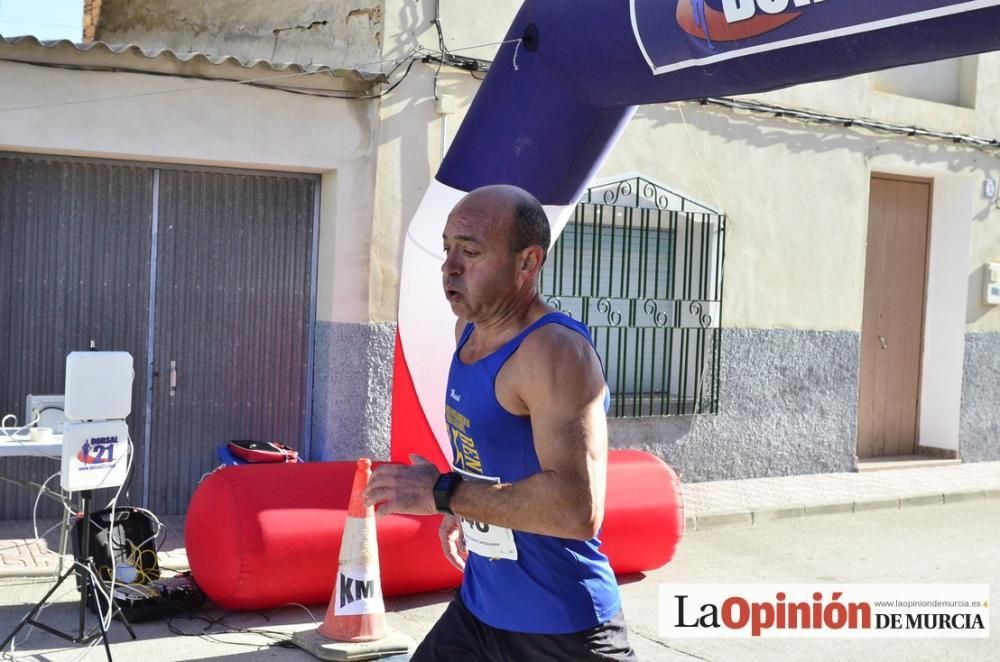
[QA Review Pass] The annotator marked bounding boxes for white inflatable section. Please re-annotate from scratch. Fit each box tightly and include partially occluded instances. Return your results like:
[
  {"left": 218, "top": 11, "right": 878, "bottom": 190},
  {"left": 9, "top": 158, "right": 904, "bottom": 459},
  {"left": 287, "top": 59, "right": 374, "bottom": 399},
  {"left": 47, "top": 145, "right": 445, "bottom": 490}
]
[{"left": 397, "top": 179, "right": 576, "bottom": 462}]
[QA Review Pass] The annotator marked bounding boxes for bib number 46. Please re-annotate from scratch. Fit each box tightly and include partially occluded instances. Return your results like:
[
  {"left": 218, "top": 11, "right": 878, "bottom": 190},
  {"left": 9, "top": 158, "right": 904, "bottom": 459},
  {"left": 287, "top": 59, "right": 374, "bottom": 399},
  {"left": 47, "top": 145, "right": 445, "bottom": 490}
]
[{"left": 463, "top": 517, "right": 489, "bottom": 533}]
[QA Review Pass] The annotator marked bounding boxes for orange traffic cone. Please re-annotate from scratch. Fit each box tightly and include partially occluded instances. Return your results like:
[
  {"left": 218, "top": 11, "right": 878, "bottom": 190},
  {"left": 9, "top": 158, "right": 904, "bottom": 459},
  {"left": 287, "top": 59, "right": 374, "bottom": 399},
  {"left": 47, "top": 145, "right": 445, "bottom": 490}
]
[
  {"left": 318, "top": 458, "right": 387, "bottom": 641},
  {"left": 292, "top": 458, "right": 413, "bottom": 661}
]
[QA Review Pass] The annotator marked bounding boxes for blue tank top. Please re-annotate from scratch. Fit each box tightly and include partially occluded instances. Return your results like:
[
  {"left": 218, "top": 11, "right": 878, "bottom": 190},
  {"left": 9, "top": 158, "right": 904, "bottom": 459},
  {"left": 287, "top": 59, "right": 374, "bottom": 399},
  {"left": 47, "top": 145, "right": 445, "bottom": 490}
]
[{"left": 445, "top": 312, "right": 621, "bottom": 634}]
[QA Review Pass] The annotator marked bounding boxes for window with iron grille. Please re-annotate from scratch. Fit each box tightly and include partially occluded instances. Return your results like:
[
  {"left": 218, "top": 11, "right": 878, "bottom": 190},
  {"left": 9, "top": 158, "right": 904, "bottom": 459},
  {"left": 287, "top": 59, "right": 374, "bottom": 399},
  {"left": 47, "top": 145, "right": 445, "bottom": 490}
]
[{"left": 539, "top": 177, "right": 726, "bottom": 417}]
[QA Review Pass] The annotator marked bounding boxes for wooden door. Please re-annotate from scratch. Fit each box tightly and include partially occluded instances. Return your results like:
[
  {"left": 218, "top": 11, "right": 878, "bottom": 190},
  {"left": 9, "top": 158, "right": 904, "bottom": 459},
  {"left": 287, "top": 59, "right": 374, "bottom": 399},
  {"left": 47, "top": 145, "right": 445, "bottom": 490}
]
[{"left": 857, "top": 175, "right": 931, "bottom": 459}]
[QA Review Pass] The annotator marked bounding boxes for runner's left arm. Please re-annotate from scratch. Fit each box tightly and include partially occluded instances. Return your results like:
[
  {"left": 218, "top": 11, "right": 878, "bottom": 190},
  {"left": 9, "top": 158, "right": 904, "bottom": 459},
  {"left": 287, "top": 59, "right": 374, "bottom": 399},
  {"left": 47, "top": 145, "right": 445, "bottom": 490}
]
[{"left": 365, "top": 327, "right": 608, "bottom": 541}]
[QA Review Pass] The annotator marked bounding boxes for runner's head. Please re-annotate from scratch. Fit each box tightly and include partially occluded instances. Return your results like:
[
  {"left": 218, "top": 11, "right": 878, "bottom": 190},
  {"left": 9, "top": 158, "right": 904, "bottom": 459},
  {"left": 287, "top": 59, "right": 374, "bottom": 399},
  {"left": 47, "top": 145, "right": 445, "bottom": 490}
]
[{"left": 441, "top": 185, "right": 549, "bottom": 322}]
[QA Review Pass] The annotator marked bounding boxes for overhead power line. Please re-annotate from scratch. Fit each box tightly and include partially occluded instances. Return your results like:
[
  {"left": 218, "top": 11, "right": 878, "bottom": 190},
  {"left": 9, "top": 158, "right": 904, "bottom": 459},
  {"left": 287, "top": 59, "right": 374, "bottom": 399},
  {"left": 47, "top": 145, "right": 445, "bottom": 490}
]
[
  {"left": 0, "top": 38, "right": 519, "bottom": 112},
  {"left": 697, "top": 96, "right": 1000, "bottom": 153}
]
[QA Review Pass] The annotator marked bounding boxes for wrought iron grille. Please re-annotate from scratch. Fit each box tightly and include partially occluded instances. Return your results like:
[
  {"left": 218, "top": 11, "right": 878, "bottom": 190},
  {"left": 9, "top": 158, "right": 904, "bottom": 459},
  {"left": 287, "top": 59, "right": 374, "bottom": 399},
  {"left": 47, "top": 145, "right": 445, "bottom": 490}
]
[{"left": 539, "top": 177, "right": 726, "bottom": 417}]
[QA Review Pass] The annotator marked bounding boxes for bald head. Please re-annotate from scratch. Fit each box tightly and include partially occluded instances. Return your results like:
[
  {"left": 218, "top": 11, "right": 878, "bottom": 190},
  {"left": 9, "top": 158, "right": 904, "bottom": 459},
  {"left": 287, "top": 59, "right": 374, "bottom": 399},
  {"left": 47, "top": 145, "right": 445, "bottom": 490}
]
[{"left": 453, "top": 185, "right": 550, "bottom": 259}]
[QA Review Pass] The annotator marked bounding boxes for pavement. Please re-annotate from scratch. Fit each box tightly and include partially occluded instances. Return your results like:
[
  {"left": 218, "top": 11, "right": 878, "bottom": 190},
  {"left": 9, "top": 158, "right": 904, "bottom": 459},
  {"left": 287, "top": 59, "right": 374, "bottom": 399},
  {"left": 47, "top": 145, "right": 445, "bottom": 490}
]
[
  {"left": 682, "top": 459, "right": 1000, "bottom": 530},
  {"left": 1, "top": 459, "right": 998, "bottom": 660}
]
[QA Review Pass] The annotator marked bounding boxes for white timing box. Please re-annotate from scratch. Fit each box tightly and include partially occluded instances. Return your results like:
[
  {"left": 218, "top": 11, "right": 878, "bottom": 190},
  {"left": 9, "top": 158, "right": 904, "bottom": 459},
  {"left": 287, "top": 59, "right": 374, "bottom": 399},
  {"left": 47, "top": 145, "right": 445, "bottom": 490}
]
[
  {"left": 64, "top": 352, "right": 134, "bottom": 421},
  {"left": 61, "top": 420, "right": 130, "bottom": 492}
]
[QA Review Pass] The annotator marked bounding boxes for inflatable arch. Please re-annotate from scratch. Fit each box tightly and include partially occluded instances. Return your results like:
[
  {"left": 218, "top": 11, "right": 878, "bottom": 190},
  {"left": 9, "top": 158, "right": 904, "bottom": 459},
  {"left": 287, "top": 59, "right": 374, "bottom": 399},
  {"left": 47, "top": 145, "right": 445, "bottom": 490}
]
[{"left": 393, "top": 0, "right": 1000, "bottom": 466}]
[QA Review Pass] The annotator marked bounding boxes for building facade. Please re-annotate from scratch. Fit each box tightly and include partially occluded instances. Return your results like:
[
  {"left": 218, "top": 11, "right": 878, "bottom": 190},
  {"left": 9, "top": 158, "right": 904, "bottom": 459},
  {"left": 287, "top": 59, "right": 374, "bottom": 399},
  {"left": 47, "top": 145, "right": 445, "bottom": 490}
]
[
  {"left": 372, "top": 1, "right": 1000, "bottom": 481},
  {"left": 1, "top": 0, "right": 997, "bottom": 516}
]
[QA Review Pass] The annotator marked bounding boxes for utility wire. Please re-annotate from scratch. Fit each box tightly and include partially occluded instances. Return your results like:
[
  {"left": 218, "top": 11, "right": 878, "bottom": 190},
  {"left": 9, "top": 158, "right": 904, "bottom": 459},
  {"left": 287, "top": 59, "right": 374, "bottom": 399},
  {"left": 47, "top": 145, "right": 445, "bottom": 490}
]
[
  {"left": 8, "top": 20, "right": 990, "bottom": 154},
  {"left": 0, "top": 38, "right": 520, "bottom": 113},
  {"left": 0, "top": 66, "right": 331, "bottom": 113},
  {"left": 423, "top": 31, "right": 1000, "bottom": 153},
  {"left": 696, "top": 95, "right": 1000, "bottom": 153}
]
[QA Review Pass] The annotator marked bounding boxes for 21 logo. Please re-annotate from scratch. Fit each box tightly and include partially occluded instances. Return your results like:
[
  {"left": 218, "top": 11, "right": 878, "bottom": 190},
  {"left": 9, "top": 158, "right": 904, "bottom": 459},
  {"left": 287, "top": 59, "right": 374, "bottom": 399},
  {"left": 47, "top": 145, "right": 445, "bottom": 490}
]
[{"left": 77, "top": 436, "right": 118, "bottom": 465}]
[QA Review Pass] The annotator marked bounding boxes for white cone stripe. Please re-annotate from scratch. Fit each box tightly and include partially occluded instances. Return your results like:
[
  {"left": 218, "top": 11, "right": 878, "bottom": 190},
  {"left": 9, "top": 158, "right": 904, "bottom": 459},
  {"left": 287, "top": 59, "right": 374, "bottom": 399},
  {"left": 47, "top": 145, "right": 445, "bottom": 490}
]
[{"left": 339, "top": 516, "right": 379, "bottom": 565}]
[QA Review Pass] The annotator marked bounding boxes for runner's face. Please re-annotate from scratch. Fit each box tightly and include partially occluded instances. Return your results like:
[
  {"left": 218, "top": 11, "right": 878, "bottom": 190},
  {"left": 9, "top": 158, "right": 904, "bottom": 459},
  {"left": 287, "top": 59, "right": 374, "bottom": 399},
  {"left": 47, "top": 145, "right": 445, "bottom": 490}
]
[{"left": 441, "top": 204, "right": 518, "bottom": 322}]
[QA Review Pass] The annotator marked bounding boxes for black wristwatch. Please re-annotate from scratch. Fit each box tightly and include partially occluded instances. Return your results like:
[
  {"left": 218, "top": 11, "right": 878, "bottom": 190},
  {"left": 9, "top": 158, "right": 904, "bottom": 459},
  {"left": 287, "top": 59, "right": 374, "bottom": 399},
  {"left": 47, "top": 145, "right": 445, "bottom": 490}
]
[{"left": 433, "top": 471, "right": 463, "bottom": 515}]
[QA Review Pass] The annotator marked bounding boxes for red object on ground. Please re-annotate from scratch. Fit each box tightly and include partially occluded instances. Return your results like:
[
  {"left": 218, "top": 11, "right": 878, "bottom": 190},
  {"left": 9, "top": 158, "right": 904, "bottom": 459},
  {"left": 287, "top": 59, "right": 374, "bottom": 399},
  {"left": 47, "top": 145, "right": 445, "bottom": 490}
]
[
  {"left": 227, "top": 440, "right": 299, "bottom": 463},
  {"left": 185, "top": 450, "right": 683, "bottom": 611},
  {"left": 600, "top": 449, "right": 684, "bottom": 575}
]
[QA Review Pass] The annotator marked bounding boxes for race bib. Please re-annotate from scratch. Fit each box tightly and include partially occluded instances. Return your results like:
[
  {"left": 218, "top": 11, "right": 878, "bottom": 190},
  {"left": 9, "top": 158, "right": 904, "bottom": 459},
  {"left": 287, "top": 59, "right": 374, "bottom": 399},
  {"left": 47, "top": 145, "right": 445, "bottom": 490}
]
[{"left": 455, "top": 468, "right": 518, "bottom": 561}]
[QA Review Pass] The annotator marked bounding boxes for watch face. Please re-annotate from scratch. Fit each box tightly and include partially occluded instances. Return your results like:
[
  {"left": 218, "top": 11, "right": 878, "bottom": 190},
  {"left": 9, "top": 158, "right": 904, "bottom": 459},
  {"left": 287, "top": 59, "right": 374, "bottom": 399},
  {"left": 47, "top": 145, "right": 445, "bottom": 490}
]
[
  {"left": 435, "top": 472, "right": 457, "bottom": 491},
  {"left": 434, "top": 472, "right": 460, "bottom": 513}
]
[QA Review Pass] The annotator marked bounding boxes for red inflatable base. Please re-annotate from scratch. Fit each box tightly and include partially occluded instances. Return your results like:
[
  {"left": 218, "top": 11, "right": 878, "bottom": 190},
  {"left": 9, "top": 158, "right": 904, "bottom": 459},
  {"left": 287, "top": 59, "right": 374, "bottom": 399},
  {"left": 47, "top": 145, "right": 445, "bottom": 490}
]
[{"left": 185, "top": 450, "right": 683, "bottom": 611}]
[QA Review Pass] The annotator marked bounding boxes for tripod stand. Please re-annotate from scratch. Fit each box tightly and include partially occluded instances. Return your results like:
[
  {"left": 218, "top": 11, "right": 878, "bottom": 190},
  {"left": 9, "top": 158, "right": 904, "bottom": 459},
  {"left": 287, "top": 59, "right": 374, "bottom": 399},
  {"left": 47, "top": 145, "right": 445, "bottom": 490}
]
[{"left": 1, "top": 490, "right": 137, "bottom": 661}]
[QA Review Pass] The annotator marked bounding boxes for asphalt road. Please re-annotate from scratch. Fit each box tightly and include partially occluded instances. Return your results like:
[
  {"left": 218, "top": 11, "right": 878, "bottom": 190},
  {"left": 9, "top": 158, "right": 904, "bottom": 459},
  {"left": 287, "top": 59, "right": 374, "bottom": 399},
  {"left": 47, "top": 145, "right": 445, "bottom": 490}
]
[{"left": 1, "top": 499, "right": 997, "bottom": 661}]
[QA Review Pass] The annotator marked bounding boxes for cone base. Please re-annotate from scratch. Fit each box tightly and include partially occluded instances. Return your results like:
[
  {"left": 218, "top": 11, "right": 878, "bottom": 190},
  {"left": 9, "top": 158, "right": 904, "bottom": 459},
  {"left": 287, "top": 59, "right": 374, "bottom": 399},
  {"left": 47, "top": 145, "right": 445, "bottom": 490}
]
[
  {"left": 291, "top": 627, "right": 415, "bottom": 661},
  {"left": 318, "top": 611, "right": 389, "bottom": 642}
]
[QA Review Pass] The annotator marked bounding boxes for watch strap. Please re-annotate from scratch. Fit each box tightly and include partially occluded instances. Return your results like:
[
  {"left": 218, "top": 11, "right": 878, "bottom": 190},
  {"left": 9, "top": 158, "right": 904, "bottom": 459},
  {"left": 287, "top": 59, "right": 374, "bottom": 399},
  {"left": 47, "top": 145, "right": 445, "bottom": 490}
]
[{"left": 433, "top": 471, "right": 462, "bottom": 515}]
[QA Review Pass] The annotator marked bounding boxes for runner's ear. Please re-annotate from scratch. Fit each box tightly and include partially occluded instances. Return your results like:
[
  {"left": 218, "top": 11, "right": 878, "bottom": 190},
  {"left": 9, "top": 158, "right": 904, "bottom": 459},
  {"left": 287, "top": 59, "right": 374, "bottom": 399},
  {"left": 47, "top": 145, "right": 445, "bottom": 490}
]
[{"left": 518, "top": 245, "right": 544, "bottom": 279}]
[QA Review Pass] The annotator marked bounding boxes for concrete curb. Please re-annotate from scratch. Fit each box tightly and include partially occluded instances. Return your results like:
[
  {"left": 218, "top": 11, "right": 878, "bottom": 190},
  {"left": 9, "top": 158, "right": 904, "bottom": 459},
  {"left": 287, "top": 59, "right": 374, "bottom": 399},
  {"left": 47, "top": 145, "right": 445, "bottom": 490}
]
[{"left": 684, "top": 488, "right": 1000, "bottom": 532}]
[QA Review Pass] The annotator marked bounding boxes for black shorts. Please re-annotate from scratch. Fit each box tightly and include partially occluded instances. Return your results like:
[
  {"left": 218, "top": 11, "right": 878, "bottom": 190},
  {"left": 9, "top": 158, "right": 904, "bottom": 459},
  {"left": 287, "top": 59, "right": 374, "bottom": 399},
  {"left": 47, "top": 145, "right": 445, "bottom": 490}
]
[{"left": 411, "top": 593, "right": 639, "bottom": 662}]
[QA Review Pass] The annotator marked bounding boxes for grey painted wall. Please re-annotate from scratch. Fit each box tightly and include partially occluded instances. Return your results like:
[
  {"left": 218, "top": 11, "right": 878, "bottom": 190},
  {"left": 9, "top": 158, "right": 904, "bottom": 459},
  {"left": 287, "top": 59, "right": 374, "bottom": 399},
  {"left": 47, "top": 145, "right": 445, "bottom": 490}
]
[
  {"left": 312, "top": 321, "right": 396, "bottom": 462},
  {"left": 959, "top": 331, "right": 1000, "bottom": 463},
  {"left": 608, "top": 329, "right": 861, "bottom": 482},
  {"left": 310, "top": 325, "right": 998, "bottom": 479}
]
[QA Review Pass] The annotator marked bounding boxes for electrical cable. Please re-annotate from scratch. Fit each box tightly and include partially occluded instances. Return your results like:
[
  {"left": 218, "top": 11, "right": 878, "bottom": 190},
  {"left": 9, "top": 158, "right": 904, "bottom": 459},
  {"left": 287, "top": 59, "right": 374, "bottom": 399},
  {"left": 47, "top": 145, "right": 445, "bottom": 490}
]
[
  {"left": 126, "top": 506, "right": 164, "bottom": 552},
  {"left": 0, "top": 38, "right": 521, "bottom": 112},
  {"left": 35, "top": 406, "right": 64, "bottom": 415},
  {"left": 674, "top": 101, "right": 723, "bottom": 214},
  {"left": 2, "top": 564, "right": 115, "bottom": 660},
  {"left": 163, "top": 606, "right": 301, "bottom": 650},
  {"left": 431, "top": 0, "right": 446, "bottom": 100},
  {"left": 0, "top": 430, "right": 74, "bottom": 659},
  {"left": 31, "top": 471, "right": 72, "bottom": 542},
  {"left": 434, "top": 19, "right": 1000, "bottom": 155},
  {"left": 421, "top": 19, "right": 1000, "bottom": 212},
  {"left": 7, "top": 434, "right": 138, "bottom": 656},
  {"left": 4, "top": 580, "right": 86, "bottom": 658},
  {"left": 1, "top": 413, "right": 61, "bottom": 460},
  {"left": 0, "top": 433, "right": 74, "bottom": 656},
  {"left": 0, "top": 471, "right": 71, "bottom": 558},
  {"left": 4, "top": 366, "right": 156, "bottom": 660},
  {"left": 66, "top": 560, "right": 114, "bottom": 662},
  {"left": 696, "top": 95, "right": 1000, "bottom": 153},
  {"left": 273, "top": 602, "right": 319, "bottom": 626},
  {"left": 0, "top": 65, "right": 331, "bottom": 112},
  {"left": 422, "top": 2, "right": 497, "bottom": 78},
  {"left": 1, "top": 412, "right": 39, "bottom": 438},
  {"left": 91, "top": 431, "right": 137, "bottom": 634}
]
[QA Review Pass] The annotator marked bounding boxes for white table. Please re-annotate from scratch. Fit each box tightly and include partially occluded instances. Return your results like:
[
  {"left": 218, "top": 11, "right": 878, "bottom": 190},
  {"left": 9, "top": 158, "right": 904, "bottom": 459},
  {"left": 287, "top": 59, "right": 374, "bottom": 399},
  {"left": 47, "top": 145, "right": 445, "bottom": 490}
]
[{"left": 0, "top": 433, "right": 63, "bottom": 459}]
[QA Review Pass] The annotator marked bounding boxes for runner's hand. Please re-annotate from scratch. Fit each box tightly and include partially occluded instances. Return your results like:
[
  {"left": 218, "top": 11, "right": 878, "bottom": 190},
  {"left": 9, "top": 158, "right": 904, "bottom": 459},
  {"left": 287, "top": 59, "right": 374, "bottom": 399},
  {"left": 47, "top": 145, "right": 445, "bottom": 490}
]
[
  {"left": 439, "top": 514, "right": 467, "bottom": 572},
  {"left": 364, "top": 454, "right": 439, "bottom": 517}
]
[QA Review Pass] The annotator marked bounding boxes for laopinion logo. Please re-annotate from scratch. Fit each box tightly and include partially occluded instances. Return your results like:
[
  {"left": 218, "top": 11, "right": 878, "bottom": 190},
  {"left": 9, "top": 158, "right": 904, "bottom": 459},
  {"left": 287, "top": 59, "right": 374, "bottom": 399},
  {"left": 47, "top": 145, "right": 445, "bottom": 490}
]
[{"left": 676, "top": 0, "right": 812, "bottom": 47}]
